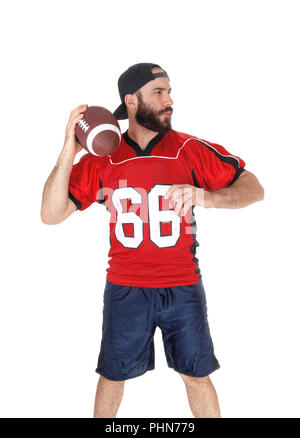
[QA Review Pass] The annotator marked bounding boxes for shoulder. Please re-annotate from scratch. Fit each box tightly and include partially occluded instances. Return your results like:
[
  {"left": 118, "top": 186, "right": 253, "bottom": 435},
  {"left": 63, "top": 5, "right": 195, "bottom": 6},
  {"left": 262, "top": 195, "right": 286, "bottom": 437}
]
[
  {"left": 169, "top": 129, "right": 219, "bottom": 156},
  {"left": 171, "top": 130, "right": 235, "bottom": 158},
  {"left": 169, "top": 129, "right": 212, "bottom": 149},
  {"left": 167, "top": 129, "right": 200, "bottom": 145}
]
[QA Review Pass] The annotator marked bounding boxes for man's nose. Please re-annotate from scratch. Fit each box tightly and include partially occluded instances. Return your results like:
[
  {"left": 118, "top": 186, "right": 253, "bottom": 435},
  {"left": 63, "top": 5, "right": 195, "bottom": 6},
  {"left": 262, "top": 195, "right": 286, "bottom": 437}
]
[{"left": 165, "top": 95, "right": 173, "bottom": 107}]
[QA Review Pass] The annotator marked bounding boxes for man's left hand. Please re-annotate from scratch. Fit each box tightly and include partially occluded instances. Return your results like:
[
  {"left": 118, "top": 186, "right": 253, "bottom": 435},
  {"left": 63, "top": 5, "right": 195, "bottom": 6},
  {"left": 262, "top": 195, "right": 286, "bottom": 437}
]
[{"left": 164, "top": 184, "right": 211, "bottom": 216}]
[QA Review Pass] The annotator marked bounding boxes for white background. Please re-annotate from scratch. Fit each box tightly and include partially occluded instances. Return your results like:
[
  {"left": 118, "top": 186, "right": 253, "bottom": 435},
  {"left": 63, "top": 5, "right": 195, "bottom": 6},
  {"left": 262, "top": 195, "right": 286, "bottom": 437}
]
[{"left": 0, "top": 0, "right": 299, "bottom": 418}]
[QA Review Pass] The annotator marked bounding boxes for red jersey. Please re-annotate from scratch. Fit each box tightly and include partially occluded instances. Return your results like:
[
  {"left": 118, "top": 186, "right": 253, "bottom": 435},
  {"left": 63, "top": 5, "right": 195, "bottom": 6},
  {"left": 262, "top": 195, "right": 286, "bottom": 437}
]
[{"left": 68, "top": 129, "right": 245, "bottom": 287}]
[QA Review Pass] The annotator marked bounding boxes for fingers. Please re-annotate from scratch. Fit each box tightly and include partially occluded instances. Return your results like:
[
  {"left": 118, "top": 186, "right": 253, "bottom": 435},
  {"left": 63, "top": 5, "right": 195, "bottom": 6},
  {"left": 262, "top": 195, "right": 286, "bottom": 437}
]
[
  {"left": 164, "top": 184, "right": 187, "bottom": 200},
  {"left": 164, "top": 185, "right": 194, "bottom": 216},
  {"left": 65, "top": 104, "right": 88, "bottom": 137},
  {"left": 174, "top": 193, "right": 193, "bottom": 216},
  {"left": 177, "top": 188, "right": 204, "bottom": 215},
  {"left": 165, "top": 185, "right": 185, "bottom": 208}
]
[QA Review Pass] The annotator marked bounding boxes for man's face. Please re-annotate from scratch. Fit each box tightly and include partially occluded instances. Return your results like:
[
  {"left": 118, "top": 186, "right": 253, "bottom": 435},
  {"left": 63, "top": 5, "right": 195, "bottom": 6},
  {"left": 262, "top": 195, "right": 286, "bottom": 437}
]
[{"left": 134, "top": 68, "right": 173, "bottom": 135}]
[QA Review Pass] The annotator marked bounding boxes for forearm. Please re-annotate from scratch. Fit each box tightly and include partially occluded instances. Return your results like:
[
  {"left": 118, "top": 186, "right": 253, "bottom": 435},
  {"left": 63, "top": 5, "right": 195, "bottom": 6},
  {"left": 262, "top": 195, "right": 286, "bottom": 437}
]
[
  {"left": 203, "top": 172, "right": 264, "bottom": 209},
  {"left": 41, "top": 149, "right": 76, "bottom": 222}
]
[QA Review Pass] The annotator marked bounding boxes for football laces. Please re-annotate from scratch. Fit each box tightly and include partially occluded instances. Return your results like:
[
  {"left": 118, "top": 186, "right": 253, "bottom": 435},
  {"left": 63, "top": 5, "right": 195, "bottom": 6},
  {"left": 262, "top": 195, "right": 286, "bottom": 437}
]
[{"left": 77, "top": 118, "right": 90, "bottom": 133}]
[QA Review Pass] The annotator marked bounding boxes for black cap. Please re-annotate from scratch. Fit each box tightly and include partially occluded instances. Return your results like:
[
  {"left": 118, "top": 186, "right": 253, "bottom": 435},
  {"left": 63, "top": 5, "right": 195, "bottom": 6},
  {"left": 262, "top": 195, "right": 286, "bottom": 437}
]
[{"left": 113, "top": 63, "right": 169, "bottom": 120}]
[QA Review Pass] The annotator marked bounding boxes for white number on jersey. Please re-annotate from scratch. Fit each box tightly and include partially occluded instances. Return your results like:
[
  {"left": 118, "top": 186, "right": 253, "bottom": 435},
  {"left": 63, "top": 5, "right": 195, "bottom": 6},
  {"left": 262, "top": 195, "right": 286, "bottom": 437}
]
[
  {"left": 112, "top": 186, "right": 143, "bottom": 248},
  {"left": 112, "top": 184, "right": 181, "bottom": 249}
]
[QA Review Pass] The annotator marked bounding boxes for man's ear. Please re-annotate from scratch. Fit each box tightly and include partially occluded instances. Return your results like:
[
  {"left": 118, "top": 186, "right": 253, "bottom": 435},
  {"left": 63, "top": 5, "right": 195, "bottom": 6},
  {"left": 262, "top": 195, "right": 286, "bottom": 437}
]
[{"left": 124, "top": 94, "right": 137, "bottom": 112}]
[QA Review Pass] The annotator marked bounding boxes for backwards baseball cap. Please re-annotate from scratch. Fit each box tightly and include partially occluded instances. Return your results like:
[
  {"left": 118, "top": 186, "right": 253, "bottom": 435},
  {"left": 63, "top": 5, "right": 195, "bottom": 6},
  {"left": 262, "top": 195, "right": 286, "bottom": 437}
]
[{"left": 113, "top": 63, "right": 169, "bottom": 120}]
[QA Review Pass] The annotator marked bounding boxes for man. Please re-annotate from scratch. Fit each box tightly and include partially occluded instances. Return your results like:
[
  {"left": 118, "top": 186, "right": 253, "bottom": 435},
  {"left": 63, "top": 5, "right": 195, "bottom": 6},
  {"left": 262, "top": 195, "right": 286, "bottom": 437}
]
[{"left": 41, "top": 63, "right": 264, "bottom": 418}]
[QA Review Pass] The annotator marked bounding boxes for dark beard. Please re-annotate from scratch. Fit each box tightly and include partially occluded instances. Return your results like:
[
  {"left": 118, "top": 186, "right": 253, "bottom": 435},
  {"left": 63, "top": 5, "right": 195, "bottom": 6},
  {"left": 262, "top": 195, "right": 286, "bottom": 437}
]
[{"left": 135, "top": 94, "right": 172, "bottom": 135}]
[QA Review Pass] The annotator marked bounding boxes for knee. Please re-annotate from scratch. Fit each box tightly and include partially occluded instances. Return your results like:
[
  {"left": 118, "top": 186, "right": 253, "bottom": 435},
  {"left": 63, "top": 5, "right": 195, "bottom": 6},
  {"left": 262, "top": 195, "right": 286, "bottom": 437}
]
[{"left": 179, "top": 373, "right": 210, "bottom": 386}]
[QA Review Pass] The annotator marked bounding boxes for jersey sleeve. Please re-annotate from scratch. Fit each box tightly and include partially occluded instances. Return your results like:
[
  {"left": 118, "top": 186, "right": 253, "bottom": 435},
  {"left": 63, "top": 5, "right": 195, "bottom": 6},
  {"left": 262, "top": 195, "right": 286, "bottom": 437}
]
[
  {"left": 189, "top": 138, "right": 246, "bottom": 190},
  {"left": 68, "top": 153, "right": 107, "bottom": 211}
]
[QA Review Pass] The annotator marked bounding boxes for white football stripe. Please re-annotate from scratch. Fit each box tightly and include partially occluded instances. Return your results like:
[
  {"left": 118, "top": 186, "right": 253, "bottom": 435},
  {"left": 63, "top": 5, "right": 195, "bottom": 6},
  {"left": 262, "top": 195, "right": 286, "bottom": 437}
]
[{"left": 86, "top": 124, "right": 121, "bottom": 155}]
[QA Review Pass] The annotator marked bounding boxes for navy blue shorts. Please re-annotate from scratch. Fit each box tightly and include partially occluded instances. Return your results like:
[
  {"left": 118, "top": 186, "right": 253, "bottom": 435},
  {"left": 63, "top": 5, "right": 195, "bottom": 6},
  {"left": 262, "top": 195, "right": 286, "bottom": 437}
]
[{"left": 95, "top": 279, "right": 220, "bottom": 381}]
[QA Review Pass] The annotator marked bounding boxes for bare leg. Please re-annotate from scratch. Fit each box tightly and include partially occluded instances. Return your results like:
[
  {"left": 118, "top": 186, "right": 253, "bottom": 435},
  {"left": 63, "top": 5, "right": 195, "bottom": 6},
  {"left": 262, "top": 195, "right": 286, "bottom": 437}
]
[
  {"left": 180, "top": 374, "right": 221, "bottom": 418},
  {"left": 93, "top": 375, "right": 125, "bottom": 418}
]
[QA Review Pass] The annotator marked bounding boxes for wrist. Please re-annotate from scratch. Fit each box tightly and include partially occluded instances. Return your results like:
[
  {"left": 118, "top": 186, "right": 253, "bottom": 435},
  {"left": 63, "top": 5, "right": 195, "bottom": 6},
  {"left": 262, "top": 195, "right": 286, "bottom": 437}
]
[{"left": 203, "top": 190, "right": 216, "bottom": 208}]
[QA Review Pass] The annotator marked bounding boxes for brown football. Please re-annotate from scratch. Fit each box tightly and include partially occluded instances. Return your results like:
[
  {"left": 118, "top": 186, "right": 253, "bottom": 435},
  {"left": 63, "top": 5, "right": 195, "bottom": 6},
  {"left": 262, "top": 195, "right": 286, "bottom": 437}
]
[{"left": 75, "top": 106, "right": 121, "bottom": 156}]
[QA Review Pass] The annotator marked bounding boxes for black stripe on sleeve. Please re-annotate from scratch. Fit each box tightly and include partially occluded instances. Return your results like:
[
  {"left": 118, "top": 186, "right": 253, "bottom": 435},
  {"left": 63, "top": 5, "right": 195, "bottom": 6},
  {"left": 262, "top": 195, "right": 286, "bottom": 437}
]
[
  {"left": 230, "top": 167, "right": 245, "bottom": 185},
  {"left": 197, "top": 139, "right": 242, "bottom": 169},
  {"left": 68, "top": 191, "right": 82, "bottom": 210},
  {"left": 195, "top": 139, "right": 245, "bottom": 187}
]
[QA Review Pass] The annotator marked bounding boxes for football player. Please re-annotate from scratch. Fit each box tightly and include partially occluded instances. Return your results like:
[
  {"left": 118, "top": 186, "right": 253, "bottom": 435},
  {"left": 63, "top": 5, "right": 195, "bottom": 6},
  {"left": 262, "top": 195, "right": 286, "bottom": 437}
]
[{"left": 41, "top": 63, "right": 264, "bottom": 418}]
